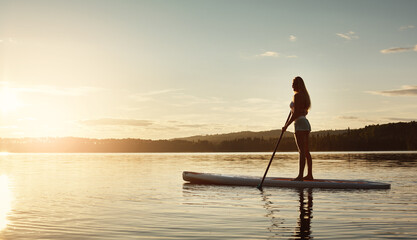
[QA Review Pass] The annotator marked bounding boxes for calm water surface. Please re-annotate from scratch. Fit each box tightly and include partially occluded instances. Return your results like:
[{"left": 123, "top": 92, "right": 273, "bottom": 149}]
[{"left": 0, "top": 152, "right": 416, "bottom": 239}]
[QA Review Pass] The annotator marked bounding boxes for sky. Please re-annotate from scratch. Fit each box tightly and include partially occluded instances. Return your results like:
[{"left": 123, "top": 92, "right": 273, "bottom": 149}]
[{"left": 0, "top": 0, "right": 416, "bottom": 139}]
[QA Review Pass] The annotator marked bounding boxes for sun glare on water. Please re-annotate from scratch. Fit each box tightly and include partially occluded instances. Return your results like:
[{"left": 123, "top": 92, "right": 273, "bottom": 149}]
[{"left": 0, "top": 175, "right": 12, "bottom": 231}]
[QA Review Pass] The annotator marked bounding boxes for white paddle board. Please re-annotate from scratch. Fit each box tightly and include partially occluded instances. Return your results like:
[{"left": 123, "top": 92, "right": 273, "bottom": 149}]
[{"left": 183, "top": 171, "right": 390, "bottom": 189}]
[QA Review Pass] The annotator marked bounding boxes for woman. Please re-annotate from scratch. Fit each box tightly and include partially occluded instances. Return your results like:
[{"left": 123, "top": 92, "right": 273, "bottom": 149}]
[{"left": 282, "top": 76, "right": 313, "bottom": 181}]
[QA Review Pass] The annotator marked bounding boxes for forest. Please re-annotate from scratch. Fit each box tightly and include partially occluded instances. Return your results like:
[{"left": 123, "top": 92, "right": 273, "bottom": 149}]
[{"left": 0, "top": 121, "right": 416, "bottom": 153}]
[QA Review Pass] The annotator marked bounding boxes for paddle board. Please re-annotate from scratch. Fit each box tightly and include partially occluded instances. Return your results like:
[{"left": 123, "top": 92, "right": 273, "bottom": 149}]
[{"left": 183, "top": 171, "right": 390, "bottom": 189}]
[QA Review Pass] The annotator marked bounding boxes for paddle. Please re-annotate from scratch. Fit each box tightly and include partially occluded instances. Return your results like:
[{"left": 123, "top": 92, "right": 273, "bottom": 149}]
[{"left": 257, "top": 111, "right": 292, "bottom": 190}]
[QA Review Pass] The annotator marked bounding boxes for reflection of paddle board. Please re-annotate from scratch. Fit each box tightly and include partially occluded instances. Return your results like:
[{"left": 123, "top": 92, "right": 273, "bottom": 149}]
[{"left": 182, "top": 171, "right": 391, "bottom": 189}]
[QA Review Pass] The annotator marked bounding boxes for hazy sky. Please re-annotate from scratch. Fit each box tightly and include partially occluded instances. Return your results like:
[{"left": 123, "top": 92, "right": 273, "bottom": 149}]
[{"left": 0, "top": 0, "right": 416, "bottom": 139}]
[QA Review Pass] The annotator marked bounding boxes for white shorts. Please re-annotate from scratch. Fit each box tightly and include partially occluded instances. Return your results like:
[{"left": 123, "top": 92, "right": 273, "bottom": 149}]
[{"left": 294, "top": 116, "right": 311, "bottom": 132}]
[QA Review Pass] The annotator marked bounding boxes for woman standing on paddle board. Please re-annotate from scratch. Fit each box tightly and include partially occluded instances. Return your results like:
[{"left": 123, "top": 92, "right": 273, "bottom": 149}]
[{"left": 282, "top": 76, "right": 313, "bottom": 181}]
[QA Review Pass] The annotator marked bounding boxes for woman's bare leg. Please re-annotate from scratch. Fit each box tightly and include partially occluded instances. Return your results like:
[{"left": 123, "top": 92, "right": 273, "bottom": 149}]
[
  {"left": 303, "top": 132, "right": 314, "bottom": 180},
  {"left": 294, "top": 132, "right": 306, "bottom": 181}
]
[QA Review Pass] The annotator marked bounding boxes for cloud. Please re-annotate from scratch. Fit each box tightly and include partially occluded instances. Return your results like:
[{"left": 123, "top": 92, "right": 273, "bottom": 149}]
[
  {"left": 16, "top": 85, "right": 100, "bottom": 96},
  {"left": 0, "top": 125, "right": 18, "bottom": 129},
  {"left": 368, "top": 85, "right": 417, "bottom": 96},
  {"left": 78, "top": 117, "right": 216, "bottom": 138},
  {"left": 171, "top": 95, "right": 224, "bottom": 106},
  {"left": 257, "top": 51, "right": 279, "bottom": 57},
  {"left": 80, "top": 118, "right": 153, "bottom": 127},
  {"left": 336, "top": 31, "right": 359, "bottom": 40},
  {"left": 255, "top": 51, "right": 298, "bottom": 58},
  {"left": 387, "top": 117, "right": 417, "bottom": 122},
  {"left": 380, "top": 45, "right": 417, "bottom": 54},
  {"left": 176, "top": 124, "right": 209, "bottom": 128},
  {"left": 399, "top": 25, "right": 415, "bottom": 31},
  {"left": 129, "top": 89, "right": 182, "bottom": 102},
  {"left": 289, "top": 35, "right": 297, "bottom": 42},
  {"left": 0, "top": 38, "right": 18, "bottom": 44},
  {"left": 242, "top": 98, "right": 271, "bottom": 104},
  {"left": 17, "top": 117, "right": 37, "bottom": 122},
  {"left": 338, "top": 116, "right": 359, "bottom": 120},
  {"left": 128, "top": 89, "right": 226, "bottom": 113},
  {"left": 334, "top": 116, "right": 381, "bottom": 125}
]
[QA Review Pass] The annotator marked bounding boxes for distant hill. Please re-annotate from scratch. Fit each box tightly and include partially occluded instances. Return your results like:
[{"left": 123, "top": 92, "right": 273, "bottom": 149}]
[
  {"left": 316, "top": 121, "right": 417, "bottom": 151},
  {"left": 310, "top": 129, "right": 348, "bottom": 137},
  {"left": 174, "top": 129, "right": 347, "bottom": 143},
  {"left": 174, "top": 130, "right": 293, "bottom": 143},
  {"left": 0, "top": 121, "right": 415, "bottom": 152}
]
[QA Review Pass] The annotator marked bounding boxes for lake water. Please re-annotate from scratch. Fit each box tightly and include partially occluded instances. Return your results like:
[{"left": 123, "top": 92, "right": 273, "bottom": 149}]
[{"left": 0, "top": 152, "right": 416, "bottom": 239}]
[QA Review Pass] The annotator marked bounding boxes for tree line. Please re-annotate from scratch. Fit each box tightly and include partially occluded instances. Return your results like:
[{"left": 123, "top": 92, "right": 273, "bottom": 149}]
[{"left": 0, "top": 121, "right": 416, "bottom": 153}]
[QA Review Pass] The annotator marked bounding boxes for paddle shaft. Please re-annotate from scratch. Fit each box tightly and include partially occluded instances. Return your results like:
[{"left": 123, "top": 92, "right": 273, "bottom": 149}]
[{"left": 257, "top": 111, "right": 292, "bottom": 190}]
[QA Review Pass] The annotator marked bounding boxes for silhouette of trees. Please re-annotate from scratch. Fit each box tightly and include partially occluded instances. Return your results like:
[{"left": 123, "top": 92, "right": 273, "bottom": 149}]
[{"left": 0, "top": 122, "right": 416, "bottom": 152}]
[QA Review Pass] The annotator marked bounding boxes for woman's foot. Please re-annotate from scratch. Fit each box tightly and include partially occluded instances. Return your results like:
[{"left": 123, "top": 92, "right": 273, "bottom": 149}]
[
  {"left": 303, "top": 175, "right": 314, "bottom": 181},
  {"left": 292, "top": 176, "right": 303, "bottom": 181}
]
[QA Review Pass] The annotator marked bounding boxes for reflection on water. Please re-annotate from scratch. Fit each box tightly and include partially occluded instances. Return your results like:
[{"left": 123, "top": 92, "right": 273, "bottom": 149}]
[
  {"left": 312, "top": 152, "right": 417, "bottom": 167},
  {"left": 260, "top": 188, "right": 313, "bottom": 240},
  {"left": 294, "top": 189, "right": 313, "bottom": 240},
  {"left": 183, "top": 184, "right": 315, "bottom": 239},
  {"left": 259, "top": 190, "right": 285, "bottom": 239},
  {"left": 0, "top": 152, "right": 416, "bottom": 239},
  {"left": 0, "top": 175, "right": 12, "bottom": 231}
]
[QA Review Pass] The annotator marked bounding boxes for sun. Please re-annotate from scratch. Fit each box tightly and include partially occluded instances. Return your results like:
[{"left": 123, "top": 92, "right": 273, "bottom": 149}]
[{"left": 0, "top": 86, "right": 20, "bottom": 113}]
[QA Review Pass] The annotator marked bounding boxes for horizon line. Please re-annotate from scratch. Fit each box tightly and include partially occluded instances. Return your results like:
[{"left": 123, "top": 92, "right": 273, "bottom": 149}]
[{"left": 1, "top": 120, "right": 415, "bottom": 141}]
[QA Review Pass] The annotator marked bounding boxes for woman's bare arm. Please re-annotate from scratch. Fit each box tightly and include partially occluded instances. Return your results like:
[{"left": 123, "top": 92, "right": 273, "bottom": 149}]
[{"left": 283, "top": 93, "right": 306, "bottom": 131}]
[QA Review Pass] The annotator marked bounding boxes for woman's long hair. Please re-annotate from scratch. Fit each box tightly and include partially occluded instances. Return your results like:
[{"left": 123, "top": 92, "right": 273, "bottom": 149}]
[{"left": 294, "top": 76, "right": 311, "bottom": 110}]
